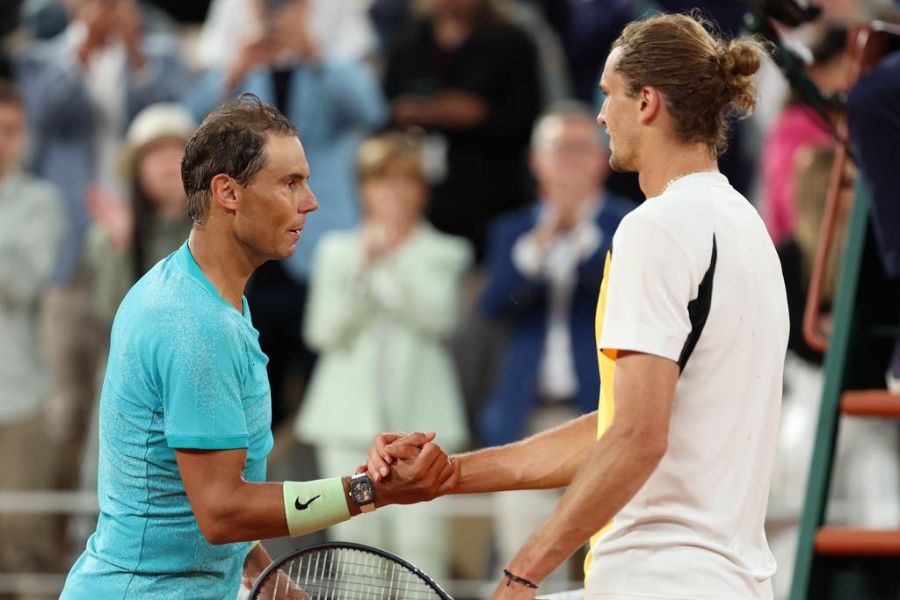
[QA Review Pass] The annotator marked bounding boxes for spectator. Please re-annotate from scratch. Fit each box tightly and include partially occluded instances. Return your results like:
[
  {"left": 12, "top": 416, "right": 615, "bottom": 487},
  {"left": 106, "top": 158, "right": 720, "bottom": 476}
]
[
  {"left": 761, "top": 25, "right": 848, "bottom": 245},
  {"left": 478, "top": 102, "right": 633, "bottom": 579},
  {"left": 16, "top": 0, "right": 188, "bottom": 284},
  {"left": 383, "top": 0, "right": 542, "bottom": 259},
  {"left": 0, "top": 80, "right": 65, "bottom": 592},
  {"left": 776, "top": 146, "right": 853, "bottom": 365},
  {"left": 14, "top": 0, "right": 187, "bottom": 493},
  {"left": 848, "top": 47, "right": 900, "bottom": 391},
  {"left": 195, "top": 0, "right": 378, "bottom": 72},
  {"left": 295, "top": 131, "right": 472, "bottom": 581},
  {"left": 769, "top": 143, "right": 900, "bottom": 598},
  {"left": 522, "top": 0, "right": 635, "bottom": 103},
  {"left": 185, "top": 0, "right": 387, "bottom": 426}
]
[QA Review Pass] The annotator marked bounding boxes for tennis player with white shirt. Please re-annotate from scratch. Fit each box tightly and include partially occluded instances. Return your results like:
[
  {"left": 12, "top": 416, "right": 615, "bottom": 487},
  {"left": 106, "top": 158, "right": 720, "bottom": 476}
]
[{"left": 368, "top": 13, "right": 789, "bottom": 599}]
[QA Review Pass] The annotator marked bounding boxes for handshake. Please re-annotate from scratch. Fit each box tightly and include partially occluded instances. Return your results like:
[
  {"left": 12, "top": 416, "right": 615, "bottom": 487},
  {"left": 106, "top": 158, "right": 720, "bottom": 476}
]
[{"left": 356, "top": 431, "right": 461, "bottom": 508}]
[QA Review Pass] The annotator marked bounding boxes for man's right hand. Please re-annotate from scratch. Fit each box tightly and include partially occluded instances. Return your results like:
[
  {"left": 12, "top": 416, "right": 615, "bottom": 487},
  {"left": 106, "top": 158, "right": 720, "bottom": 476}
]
[
  {"left": 362, "top": 431, "right": 430, "bottom": 482},
  {"left": 363, "top": 432, "right": 459, "bottom": 505}
]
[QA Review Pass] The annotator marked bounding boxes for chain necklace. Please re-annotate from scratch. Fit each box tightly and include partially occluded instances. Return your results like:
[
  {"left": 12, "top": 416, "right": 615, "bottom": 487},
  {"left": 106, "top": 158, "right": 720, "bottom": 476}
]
[{"left": 660, "top": 171, "right": 713, "bottom": 196}]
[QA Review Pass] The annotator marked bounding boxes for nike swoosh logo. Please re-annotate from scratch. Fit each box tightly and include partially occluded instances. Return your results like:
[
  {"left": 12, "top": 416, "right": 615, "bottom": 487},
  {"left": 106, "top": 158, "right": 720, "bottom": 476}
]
[{"left": 295, "top": 495, "right": 321, "bottom": 511}]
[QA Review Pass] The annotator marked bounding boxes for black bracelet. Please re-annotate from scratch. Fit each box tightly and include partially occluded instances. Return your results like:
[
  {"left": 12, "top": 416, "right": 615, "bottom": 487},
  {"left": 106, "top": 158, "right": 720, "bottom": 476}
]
[{"left": 503, "top": 568, "right": 539, "bottom": 589}]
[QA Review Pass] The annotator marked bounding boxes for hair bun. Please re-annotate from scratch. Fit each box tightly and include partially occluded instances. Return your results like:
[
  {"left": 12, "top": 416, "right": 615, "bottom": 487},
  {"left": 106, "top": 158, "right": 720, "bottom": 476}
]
[
  {"left": 722, "top": 39, "right": 762, "bottom": 77},
  {"left": 720, "top": 38, "right": 762, "bottom": 115}
]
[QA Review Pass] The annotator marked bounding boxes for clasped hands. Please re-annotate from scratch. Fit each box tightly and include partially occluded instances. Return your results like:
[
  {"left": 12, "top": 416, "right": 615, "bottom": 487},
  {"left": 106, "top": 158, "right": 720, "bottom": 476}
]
[{"left": 358, "top": 431, "right": 459, "bottom": 507}]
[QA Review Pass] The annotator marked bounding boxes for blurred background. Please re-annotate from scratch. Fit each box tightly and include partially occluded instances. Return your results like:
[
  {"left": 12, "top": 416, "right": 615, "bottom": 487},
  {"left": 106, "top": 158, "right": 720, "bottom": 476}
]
[{"left": 1, "top": 0, "right": 899, "bottom": 598}]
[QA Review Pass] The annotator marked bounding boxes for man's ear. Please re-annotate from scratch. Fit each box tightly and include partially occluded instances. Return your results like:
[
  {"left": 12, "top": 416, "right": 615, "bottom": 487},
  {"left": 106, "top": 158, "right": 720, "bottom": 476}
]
[
  {"left": 210, "top": 173, "right": 239, "bottom": 214},
  {"left": 638, "top": 86, "right": 661, "bottom": 125}
]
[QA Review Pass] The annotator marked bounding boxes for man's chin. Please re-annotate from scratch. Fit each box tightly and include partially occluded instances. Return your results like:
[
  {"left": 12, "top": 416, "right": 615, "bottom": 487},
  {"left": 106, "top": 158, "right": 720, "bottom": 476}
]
[
  {"left": 608, "top": 156, "right": 635, "bottom": 174},
  {"left": 272, "top": 245, "right": 297, "bottom": 261}
]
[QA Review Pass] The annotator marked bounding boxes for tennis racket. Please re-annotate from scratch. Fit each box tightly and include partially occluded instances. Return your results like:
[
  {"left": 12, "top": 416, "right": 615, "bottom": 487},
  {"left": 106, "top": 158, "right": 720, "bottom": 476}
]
[{"left": 248, "top": 541, "right": 454, "bottom": 599}]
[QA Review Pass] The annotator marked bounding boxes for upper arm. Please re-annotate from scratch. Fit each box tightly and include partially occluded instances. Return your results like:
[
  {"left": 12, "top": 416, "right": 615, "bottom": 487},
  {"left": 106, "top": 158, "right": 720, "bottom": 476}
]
[
  {"left": 174, "top": 448, "right": 248, "bottom": 535},
  {"left": 611, "top": 351, "right": 678, "bottom": 456},
  {"left": 599, "top": 213, "right": 700, "bottom": 453},
  {"left": 156, "top": 315, "right": 250, "bottom": 450},
  {"left": 599, "top": 213, "right": 697, "bottom": 363}
]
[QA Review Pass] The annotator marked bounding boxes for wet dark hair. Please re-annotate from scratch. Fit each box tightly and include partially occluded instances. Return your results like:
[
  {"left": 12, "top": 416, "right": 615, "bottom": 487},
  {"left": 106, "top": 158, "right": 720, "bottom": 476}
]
[{"left": 181, "top": 93, "right": 298, "bottom": 224}]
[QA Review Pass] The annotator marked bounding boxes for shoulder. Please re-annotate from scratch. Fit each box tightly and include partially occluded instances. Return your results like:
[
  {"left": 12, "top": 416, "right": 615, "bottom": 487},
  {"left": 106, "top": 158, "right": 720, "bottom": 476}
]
[
  {"left": 611, "top": 204, "right": 701, "bottom": 273},
  {"left": 123, "top": 258, "right": 229, "bottom": 338}
]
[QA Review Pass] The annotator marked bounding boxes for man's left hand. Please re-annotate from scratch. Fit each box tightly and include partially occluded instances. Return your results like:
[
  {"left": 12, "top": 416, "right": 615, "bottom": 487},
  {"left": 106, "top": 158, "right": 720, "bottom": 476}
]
[
  {"left": 241, "top": 542, "right": 271, "bottom": 589},
  {"left": 242, "top": 543, "right": 310, "bottom": 599}
]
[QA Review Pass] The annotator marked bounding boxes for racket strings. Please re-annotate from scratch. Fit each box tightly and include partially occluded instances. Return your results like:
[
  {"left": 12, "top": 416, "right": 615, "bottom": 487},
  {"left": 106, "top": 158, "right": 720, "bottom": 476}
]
[{"left": 261, "top": 547, "right": 444, "bottom": 600}]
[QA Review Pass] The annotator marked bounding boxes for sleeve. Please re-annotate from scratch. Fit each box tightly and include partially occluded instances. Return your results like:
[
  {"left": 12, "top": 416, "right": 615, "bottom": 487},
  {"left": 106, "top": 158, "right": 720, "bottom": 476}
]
[
  {"left": 156, "top": 315, "right": 250, "bottom": 450},
  {"left": 598, "top": 213, "right": 697, "bottom": 362}
]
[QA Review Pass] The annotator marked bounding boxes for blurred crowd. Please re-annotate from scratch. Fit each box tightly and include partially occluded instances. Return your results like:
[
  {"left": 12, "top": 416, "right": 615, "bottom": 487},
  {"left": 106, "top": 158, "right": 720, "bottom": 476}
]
[{"left": 0, "top": 0, "right": 898, "bottom": 598}]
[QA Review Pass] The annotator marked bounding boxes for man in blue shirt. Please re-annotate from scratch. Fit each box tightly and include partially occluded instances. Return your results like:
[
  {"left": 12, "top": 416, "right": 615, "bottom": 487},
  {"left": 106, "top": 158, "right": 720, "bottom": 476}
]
[{"left": 61, "top": 95, "right": 457, "bottom": 599}]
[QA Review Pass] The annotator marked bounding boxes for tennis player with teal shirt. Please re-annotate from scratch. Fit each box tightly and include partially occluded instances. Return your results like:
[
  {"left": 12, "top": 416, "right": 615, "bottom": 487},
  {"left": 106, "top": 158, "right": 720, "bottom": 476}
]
[{"left": 60, "top": 95, "right": 458, "bottom": 600}]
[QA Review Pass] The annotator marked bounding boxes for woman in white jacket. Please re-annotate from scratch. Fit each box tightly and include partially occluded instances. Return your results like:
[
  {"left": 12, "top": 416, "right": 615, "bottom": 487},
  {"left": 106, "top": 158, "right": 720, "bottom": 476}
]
[{"left": 295, "top": 132, "right": 472, "bottom": 579}]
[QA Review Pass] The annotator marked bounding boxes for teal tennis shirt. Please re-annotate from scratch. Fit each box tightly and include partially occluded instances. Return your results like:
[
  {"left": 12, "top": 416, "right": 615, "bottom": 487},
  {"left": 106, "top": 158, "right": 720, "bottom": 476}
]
[{"left": 61, "top": 242, "right": 274, "bottom": 600}]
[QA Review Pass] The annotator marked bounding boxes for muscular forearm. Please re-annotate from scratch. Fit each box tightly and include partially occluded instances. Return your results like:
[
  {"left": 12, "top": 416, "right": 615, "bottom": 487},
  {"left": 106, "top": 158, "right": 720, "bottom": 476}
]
[
  {"left": 197, "top": 477, "right": 359, "bottom": 545},
  {"left": 507, "top": 424, "right": 665, "bottom": 583},
  {"left": 450, "top": 412, "right": 597, "bottom": 494}
]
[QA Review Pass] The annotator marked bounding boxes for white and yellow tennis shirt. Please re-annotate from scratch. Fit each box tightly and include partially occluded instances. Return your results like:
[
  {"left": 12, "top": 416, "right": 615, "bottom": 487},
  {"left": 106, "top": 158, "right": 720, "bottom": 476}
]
[{"left": 584, "top": 172, "right": 789, "bottom": 599}]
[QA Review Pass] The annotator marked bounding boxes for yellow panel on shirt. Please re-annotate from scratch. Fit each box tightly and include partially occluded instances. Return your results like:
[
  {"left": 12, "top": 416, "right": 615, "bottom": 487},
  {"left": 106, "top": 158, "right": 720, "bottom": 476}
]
[{"left": 582, "top": 249, "right": 618, "bottom": 584}]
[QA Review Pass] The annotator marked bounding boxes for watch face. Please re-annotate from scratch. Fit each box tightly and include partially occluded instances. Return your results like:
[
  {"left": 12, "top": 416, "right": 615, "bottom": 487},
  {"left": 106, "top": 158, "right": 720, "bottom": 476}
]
[{"left": 352, "top": 475, "right": 375, "bottom": 504}]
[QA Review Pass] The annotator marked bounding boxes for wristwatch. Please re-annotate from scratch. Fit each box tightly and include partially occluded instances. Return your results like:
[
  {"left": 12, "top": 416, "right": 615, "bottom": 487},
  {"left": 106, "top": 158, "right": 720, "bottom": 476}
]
[{"left": 349, "top": 473, "right": 376, "bottom": 513}]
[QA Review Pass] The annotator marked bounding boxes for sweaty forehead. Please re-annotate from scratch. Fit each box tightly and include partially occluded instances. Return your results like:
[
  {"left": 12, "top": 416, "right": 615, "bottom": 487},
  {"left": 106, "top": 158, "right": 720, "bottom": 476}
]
[{"left": 261, "top": 134, "right": 308, "bottom": 176}]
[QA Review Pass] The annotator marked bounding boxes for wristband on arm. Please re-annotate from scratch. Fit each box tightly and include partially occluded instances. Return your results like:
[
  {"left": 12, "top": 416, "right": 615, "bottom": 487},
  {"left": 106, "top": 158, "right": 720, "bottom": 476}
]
[{"left": 282, "top": 478, "right": 351, "bottom": 537}]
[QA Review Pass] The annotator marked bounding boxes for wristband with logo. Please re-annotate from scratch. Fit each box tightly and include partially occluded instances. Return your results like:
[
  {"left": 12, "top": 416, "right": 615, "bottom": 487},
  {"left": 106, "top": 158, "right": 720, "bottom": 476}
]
[{"left": 282, "top": 478, "right": 351, "bottom": 537}]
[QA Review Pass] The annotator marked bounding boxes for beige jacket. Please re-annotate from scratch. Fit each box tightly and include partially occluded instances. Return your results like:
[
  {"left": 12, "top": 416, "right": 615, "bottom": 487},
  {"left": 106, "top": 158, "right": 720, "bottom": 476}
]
[{"left": 296, "top": 223, "right": 472, "bottom": 451}]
